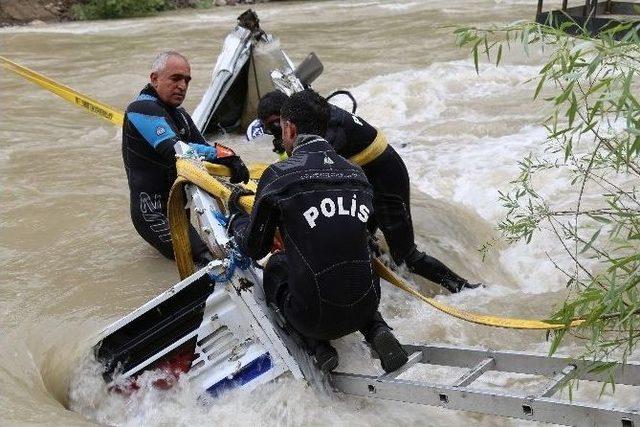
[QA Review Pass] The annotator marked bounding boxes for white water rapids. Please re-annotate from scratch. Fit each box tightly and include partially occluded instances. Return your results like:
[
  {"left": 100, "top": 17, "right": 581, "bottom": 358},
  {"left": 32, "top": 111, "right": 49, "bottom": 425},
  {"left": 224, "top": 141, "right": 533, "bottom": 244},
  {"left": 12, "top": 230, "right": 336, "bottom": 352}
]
[{"left": 1, "top": 0, "right": 637, "bottom": 426}]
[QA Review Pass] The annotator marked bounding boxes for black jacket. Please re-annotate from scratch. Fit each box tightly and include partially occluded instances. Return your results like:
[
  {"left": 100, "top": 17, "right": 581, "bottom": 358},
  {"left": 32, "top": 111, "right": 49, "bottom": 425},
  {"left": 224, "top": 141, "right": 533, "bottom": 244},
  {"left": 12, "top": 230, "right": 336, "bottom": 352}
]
[
  {"left": 230, "top": 135, "right": 380, "bottom": 339},
  {"left": 325, "top": 105, "right": 378, "bottom": 158}
]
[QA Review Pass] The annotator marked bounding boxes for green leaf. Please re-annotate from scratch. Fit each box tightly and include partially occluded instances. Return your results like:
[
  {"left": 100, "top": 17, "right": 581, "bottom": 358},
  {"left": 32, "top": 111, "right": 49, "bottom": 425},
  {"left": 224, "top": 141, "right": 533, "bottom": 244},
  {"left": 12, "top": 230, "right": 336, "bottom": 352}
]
[
  {"left": 496, "top": 44, "right": 503, "bottom": 67},
  {"left": 580, "top": 228, "right": 602, "bottom": 254},
  {"left": 567, "top": 91, "right": 577, "bottom": 128},
  {"left": 484, "top": 37, "right": 490, "bottom": 61},
  {"left": 534, "top": 73, "right": 547, "bottom": 100},
  {"left": 587, "top": 214, "right": 612, "bottom": 224},
  {"left": 555, "top": 81, "right": 575, "bottom": 105},
  {"left": 473, "top": 40, "right": 480, "bottom": 74},
  {"left": 631, "top": 135, "right": 640, "bottom": 157}
]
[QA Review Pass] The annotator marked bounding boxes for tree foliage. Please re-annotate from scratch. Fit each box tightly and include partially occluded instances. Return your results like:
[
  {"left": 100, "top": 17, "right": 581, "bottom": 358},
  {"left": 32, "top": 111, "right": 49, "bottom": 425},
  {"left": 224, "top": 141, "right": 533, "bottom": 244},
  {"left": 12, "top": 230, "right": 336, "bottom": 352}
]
[
  {"left": 72, "top": 0, "right": 174, "bottom": 20},
  {"left": 455, "top": 20, "right": 640, "bottom": 369}
]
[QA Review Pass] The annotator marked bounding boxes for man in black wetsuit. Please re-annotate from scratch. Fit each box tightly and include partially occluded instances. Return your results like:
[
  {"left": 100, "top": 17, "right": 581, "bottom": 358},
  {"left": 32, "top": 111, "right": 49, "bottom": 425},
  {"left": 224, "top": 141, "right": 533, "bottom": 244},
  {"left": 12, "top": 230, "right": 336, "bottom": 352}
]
[
  {"left": 228, "top": 90, "right": 408, "bottom": 374},
  {"left": 122, "top": 51, "right": 249, "bottom": 261},
  {"left": 254, "top": 91, "right": 480, "bottom": 293}
]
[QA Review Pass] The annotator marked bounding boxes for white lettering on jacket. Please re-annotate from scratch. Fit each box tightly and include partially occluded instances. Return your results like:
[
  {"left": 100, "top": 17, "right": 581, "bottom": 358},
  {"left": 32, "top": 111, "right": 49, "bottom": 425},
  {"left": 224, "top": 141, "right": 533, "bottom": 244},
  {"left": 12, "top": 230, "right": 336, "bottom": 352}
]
[{"left": 303, "top": 194, "right": 370, "bottom": 228}]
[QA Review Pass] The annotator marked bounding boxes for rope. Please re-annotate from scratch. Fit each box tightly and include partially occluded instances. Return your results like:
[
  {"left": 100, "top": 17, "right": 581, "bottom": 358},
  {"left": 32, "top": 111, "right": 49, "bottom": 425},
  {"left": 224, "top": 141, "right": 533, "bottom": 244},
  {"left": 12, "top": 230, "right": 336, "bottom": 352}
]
[{"left": 169, "top": 161, "right": 584, "bottom": 331}]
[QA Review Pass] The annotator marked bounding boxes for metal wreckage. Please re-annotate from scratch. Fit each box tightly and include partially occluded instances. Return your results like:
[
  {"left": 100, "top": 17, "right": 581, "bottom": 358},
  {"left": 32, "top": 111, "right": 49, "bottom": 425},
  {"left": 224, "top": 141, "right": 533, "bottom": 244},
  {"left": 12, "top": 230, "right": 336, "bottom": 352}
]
[{"left": 77, "top": 10, "right": 640, "bottom": 427}]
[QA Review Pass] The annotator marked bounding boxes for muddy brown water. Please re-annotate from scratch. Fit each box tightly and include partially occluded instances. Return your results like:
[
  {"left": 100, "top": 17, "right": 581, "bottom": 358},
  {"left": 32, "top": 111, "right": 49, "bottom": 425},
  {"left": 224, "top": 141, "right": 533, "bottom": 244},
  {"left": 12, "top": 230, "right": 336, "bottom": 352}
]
[{"left": 1, "top": 1, "right": 637, "bottom": 426}]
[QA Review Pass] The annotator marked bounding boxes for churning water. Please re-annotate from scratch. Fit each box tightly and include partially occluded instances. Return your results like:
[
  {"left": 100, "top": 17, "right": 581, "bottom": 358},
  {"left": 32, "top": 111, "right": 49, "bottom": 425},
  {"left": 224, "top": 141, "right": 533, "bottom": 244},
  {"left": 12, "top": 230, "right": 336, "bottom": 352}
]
[{"left": 1, "top": 0, "right": 637, "bottom": 426}]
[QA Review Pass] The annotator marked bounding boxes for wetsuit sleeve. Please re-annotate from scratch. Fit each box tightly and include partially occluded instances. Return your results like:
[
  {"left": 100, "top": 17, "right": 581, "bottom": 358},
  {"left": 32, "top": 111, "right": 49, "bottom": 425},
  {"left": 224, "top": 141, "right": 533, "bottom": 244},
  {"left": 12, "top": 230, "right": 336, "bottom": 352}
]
[
  {"left": 326, "top": 106, "right": 378, "bottom": 158},
  {"left": 126, "top": 100, "right": 183, "bottom": 162},
  {"left": 229, "top": 167, "right": 280, "bottom": 259},
  {"left": 127, "top": 102, "right": 226, "bottom": 162}
]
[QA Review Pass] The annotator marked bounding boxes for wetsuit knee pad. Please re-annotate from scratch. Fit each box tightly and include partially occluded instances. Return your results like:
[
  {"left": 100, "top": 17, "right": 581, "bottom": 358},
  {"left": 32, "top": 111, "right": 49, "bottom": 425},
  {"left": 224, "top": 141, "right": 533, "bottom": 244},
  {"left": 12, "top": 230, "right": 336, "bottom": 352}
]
[{"left": 263, "top": 253, "right": 289, "bottom": 308}]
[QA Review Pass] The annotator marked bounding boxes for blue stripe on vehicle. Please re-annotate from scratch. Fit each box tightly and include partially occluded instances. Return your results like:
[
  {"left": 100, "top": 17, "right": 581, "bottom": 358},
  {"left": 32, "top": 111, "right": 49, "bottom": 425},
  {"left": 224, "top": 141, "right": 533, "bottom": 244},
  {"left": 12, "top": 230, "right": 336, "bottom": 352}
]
[
  {"left": 206, "top": 353, "right": 273, "bottom": 397},
  {"left": 136, "top": 94, "right": 157, "bottom": 102},
  {"left": 127, "top": 112, "right": 177, "bottom": 148}
]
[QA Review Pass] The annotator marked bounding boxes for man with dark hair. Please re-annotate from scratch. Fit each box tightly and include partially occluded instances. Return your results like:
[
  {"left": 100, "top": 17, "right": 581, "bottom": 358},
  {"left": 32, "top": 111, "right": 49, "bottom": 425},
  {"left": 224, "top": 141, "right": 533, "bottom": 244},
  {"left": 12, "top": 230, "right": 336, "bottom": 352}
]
[
  {"left": 123, "top": 51, "right": 250, "bottom": 261},
  {"left": 256, "top": 90, "right": 289, "bottom": 156},
  {"left": 254, "top": 90, "right": 480, "bottom": 293},
  {"left": 228, "top": 89, "right": 408, "bottom": 374}
]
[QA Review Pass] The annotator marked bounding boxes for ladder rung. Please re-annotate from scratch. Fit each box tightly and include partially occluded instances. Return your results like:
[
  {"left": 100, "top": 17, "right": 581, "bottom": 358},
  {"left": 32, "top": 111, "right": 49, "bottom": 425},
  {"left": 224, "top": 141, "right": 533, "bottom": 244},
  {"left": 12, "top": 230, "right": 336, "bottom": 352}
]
[
  {"left": 453, "top": 357, "right": 495, "bottom": 387},
  {"left": 377, "top": 351, "right": 423, "bottom": 381},
  {"left": 539, "top": 365, "right": 577, "bottom": 397}
]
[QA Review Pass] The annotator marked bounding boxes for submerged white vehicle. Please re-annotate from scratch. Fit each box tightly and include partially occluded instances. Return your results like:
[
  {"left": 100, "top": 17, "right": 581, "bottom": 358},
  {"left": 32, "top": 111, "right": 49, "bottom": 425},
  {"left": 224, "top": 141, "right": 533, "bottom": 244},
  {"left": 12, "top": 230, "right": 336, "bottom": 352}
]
[{"left": 92, "top": 10, "right": 640, "bottom": 426}]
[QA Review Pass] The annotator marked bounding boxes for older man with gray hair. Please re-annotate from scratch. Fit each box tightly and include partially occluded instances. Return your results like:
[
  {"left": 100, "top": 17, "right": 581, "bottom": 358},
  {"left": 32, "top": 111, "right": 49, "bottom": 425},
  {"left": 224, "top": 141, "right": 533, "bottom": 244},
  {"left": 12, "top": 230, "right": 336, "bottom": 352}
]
[{"left": 122, "top": 50, "right": 250, "bottom": 261}]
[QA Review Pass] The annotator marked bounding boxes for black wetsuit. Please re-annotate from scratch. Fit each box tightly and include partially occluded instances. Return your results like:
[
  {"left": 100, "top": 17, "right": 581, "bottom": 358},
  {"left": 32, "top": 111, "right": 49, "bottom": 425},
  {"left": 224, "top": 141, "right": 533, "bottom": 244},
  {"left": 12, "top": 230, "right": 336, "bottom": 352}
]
[
  {"left": 122, "top": 84, "right": 214, "bottom": 260},
  {"left": 325, "top": 105, "right": 470, "bottom": 291},
  {"left": 230, "top": 135, "right": 385, "bottom": 340}
]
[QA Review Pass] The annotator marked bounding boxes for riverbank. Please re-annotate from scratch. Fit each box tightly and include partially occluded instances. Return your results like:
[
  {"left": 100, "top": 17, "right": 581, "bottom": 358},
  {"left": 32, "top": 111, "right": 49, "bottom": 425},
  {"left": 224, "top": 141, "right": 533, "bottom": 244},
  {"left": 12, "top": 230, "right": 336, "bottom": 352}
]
[{"left": 0, "top": 0, "right": 267, "bottom": 27}]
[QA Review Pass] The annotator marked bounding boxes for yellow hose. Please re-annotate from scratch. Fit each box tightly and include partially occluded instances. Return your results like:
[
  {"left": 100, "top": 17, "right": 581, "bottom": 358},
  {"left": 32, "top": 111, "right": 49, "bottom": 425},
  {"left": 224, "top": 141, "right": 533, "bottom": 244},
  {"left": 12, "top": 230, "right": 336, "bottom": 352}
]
[{"left": 170, "top": 161, "right": 583, "bottom": 331}]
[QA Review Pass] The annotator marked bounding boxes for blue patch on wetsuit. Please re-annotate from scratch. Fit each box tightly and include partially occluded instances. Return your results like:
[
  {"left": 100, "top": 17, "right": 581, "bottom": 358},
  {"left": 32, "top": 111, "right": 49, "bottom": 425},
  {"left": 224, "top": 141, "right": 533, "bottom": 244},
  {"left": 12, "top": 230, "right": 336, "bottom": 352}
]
[{"left": 127, "top": 112, "right": 177, "bottom": 148}]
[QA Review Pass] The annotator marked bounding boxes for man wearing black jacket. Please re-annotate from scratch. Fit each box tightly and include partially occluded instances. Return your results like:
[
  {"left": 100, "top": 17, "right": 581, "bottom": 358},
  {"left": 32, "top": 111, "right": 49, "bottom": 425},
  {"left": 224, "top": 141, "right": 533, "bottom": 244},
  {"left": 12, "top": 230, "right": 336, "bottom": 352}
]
[
  {"left": 122, "top": 51, "right": 249, "bottom": 261},
  {"left": 228, "top": 90, "right": 407, "bottom": 374},
  {"left": 255, "top": 91, "right": 481, "bottom": 293}
]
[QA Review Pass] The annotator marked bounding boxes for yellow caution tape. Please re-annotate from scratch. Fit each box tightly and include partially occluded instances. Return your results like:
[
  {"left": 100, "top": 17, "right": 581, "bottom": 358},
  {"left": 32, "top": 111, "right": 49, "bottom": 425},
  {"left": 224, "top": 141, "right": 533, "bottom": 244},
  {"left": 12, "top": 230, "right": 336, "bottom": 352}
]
[{"left": 0, "top": 55, "right": 124, "bottom": 126}]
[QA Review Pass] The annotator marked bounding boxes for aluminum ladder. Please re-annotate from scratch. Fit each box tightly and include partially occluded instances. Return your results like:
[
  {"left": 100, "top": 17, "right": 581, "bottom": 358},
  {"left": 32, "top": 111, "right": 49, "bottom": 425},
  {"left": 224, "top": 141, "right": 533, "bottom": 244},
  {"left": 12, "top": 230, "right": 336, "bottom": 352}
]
[{"left": 331, "top": 344, "right": 640, "bottom": 426}]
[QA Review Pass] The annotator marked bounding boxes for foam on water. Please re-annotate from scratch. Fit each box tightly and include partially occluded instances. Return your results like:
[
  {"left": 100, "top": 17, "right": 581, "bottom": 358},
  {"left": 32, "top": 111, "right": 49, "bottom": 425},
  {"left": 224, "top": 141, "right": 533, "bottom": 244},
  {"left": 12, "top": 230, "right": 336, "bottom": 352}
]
[
  {"left": 4, "top": 1, "right": 637, "bottom": 425},
  {"left": 328, "top": 60, "right": 577, "bottom": 294}
]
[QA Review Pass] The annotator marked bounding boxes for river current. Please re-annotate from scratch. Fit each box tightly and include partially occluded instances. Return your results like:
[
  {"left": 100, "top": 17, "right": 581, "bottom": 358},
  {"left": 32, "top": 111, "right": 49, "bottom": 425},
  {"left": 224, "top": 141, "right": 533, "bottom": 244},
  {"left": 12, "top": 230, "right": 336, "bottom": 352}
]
[{"left": 1, "top": 1, "right": 637, "bottom": 426}]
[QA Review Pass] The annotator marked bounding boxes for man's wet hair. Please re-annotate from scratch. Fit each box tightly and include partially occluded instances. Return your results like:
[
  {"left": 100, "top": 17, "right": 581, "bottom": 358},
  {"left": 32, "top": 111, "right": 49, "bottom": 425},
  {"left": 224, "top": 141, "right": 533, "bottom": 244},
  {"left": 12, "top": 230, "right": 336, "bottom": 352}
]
[
  {"left": 257, "top": 90, "right": 289, "bottom": 121},
  {"left": 280, "top": 89, "right": 330, "bottom": 137}
]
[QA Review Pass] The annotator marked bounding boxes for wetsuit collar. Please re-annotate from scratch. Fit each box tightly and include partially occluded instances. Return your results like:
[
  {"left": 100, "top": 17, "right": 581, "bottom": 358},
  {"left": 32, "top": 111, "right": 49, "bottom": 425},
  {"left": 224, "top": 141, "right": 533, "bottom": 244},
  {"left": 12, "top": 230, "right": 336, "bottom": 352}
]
[
  {"left": 139, "top": 84, "right": 174, "bottom": 110},
  {"left": 291, "top": 134, "right": 332, "bottom": 155}
]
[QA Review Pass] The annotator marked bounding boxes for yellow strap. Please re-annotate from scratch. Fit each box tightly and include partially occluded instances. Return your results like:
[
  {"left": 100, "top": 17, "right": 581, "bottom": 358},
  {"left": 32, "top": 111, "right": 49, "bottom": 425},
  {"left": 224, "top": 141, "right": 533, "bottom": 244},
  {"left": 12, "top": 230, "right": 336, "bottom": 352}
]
[
  {"left": 275, "top": 131, "right": 388, "bottom": 165},
  {"left": 349, "top": 130, "right": 389, "bottom": 166},
  {"left": 204, "top": 161, "right": 268, "bottom": 181},
  {"left": 169, "top": 166, "right": 583, "bottom": 330},
  {"left": 0, "top": 55, "right": 124, "bottom": 126},
  {"left": 373, "top": 258, "right": 583, "bottom": 330},
  {"left": 168, "top": 175, "right": 193, "bottom": 279},
  {"left": 169, "top": 159, "right": 257, "bottom": 278}
]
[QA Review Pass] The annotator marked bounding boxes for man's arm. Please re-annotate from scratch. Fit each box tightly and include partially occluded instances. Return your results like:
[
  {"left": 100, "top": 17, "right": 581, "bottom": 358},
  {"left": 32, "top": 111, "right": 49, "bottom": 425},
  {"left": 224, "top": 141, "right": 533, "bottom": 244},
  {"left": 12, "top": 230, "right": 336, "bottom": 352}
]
[
  {"left": 125, "top": 100, "right": 185, "bottom": 161},
  {"left": 228, "top": 167, "right": 279, "bottom": 259},
  {"left": 125, "top": 100, "right": 221, "bottom": 160},
  {"left": 326, "top": 105, "right": 377, "bottom": 155},
  {"left": 126, "top": 100, "right": 249, "bottom": 182}
]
